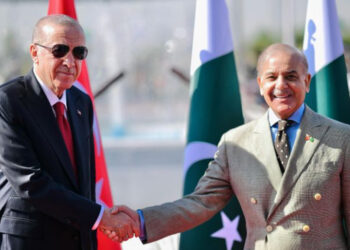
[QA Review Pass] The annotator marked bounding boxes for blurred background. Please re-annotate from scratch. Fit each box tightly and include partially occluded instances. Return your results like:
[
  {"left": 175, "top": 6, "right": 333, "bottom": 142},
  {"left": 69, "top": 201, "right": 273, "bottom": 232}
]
[{"left": 1, "top": 0, "right": 350, "bottom": 249}]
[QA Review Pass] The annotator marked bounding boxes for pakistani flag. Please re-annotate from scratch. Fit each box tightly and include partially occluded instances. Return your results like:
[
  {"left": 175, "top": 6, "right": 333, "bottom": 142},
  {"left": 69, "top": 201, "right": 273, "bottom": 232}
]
[
  {"left": 303, "top": 0, "right": 350, "bottom": 124},
  {"left": 180, "top": 0, "right": 245, "bottom": 249}
]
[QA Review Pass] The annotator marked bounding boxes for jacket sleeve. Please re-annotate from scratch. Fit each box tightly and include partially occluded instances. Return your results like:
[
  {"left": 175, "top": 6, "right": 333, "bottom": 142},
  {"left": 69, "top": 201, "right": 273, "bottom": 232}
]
[{"left": 142, "top": 133, "right": 233, "bottom": 243}]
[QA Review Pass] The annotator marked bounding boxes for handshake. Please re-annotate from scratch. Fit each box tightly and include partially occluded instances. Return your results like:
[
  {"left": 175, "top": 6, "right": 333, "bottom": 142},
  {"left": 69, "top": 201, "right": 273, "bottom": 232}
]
[{"left": 99, "top": 205, "right": 141, "bottom": 242}]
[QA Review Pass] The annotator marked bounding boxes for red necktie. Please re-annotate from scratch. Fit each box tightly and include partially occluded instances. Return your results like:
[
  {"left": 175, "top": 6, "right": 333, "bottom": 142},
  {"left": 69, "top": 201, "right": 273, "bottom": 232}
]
[{"left": 53, "top": 102, "right": 78, "bottom": 178}]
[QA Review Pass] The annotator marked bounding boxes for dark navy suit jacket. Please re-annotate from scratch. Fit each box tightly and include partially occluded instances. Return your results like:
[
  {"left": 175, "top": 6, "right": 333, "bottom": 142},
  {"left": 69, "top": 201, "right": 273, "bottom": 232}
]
[{"left": 0, "top": 70, "right": 100, "bottom": 250}]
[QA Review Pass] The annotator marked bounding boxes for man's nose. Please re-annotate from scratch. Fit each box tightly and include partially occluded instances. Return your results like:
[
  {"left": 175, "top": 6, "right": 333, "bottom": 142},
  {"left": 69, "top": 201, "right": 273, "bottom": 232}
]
[
  {"left": 275, "top": 76, "right": 288, "bottom": 89},
  {"left": 62, "top": 52, "right": 76, "bottom": 67}
]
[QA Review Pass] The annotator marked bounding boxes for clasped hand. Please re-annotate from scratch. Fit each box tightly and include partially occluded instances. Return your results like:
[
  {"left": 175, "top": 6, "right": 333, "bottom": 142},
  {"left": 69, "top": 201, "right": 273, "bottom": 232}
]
[{"left": 99, "top": 205, "right": 140, "bottom": 242}]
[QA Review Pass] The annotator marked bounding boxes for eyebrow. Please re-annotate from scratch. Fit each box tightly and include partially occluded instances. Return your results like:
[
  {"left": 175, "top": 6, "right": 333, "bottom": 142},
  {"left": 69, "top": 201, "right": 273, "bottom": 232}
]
[
  {"left": 264, "top": 69, "right": 298, "bottom": 75},
  {"left": 284, "top": 70, "right": 298, "bottom": 74},
  {"left": 263, "top": 71, "right": 276, "bottom": 76}
]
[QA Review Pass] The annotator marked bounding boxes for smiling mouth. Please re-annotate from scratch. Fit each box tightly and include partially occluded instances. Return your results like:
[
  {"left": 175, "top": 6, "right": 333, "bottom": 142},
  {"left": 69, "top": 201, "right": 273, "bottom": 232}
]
[
  {"left": 274, "top": 94, "right": 291, "bottom": 99},
  {"left": 58, "top": 71, "right": 74, "bottom": 76},
  {"left": 272, "top": 90, "right": 292, "bottom": 99}
]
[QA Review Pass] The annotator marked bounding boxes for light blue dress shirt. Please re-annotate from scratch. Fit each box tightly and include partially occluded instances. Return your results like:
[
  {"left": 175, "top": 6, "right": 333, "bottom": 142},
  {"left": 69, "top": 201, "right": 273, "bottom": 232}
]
[{"left": 268, "top": 104, "right": 305, "bottom": 151}]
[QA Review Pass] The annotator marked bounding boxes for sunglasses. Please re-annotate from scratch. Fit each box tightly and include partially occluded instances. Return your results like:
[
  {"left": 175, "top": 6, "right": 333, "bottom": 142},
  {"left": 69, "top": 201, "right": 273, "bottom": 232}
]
[{"left": 35, "top": 43, "right": 88, "bottom": 60}]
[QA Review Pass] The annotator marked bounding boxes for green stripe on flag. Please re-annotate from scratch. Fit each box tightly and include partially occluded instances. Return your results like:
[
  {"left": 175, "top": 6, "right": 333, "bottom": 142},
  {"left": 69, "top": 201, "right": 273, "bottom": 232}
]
[
  {"left": 187, "top": 52, "right": 244, "bottom": 145},
  {"left": 305, "top": 78, "right": 317, "bottom": 112},
  {"left": 314, "top": 55, "right": 350, "bottom": 124}
]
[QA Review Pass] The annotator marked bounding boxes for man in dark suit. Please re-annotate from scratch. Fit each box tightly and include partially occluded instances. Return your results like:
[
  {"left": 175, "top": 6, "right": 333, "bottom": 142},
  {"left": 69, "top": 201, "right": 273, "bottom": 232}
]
[
  {"left": 0, "top": 14, "right": 138, "bottom": 250},
  {"left": 108, "top": 43, "right": 350, "bottom": 249}
]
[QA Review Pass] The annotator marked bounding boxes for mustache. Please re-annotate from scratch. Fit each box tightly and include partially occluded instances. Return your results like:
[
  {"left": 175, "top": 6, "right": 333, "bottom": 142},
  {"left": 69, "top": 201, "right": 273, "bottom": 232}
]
[
  {"left": 273, "top": 89, "right": 292, "bottom": 96},
  {"left": 57, "top": 67, "right": 75, "bottom": 74}
]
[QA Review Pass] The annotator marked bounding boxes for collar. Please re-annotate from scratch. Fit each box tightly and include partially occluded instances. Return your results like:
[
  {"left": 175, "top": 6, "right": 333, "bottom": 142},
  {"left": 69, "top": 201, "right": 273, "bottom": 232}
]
[
  {"left": 33, "top": 67, "right": 67, "bottom": 109},
  {"left": 268, "top": 103, "right": 305, "bottom": 127}
]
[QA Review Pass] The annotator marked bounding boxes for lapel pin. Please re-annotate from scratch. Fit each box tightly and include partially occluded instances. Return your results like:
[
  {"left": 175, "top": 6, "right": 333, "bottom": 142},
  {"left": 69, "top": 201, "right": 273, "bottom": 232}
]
[
  {"left": 305, "top": 134, "right": 314, "bottom": 142},
  {"left": 77, "top": 109, "right": 82, "bottom": 116}
]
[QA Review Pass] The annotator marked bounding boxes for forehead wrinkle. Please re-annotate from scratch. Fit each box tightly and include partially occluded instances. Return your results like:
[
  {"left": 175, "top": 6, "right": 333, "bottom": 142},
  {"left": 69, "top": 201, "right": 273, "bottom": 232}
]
[
  {"left": 263, "top": 70, "right": 276, "bottom": 76},
  {"left": 262, "top": 68, "right": 299, "bottom": 78},
  {"left": 43, "top": 25, "right": 85, "bottom": 47}
]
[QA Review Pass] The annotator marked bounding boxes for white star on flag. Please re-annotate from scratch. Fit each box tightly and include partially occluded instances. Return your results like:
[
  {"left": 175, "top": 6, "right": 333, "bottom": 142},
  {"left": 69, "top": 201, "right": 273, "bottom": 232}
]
[
  {"left": 95, "top": 178, "right": 107, "bottom": 208},
  {"left": 211, "top": 212, "right": 242, "bottom": 250}
]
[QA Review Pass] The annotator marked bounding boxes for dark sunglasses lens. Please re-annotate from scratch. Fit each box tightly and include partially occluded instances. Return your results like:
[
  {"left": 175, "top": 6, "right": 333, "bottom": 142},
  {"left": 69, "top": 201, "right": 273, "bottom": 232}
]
[
  {"left": 51, "top": 44, "right": 70, "bottom": 58},
  {"left": 73, "top": 46, "right": 88, "bottom": 60}
]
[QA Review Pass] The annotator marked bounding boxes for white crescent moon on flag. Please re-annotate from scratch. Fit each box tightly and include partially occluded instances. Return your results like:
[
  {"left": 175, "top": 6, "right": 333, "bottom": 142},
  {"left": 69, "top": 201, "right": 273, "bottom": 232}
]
[{"left": 184, "top": 141, "right": 218, "bottom": 175}]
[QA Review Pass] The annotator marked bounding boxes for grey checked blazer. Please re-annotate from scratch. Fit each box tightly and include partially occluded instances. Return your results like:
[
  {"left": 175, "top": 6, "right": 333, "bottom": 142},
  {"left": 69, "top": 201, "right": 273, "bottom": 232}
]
[{"left": 142, "top": 106, "right": 350, "bottom": 249}]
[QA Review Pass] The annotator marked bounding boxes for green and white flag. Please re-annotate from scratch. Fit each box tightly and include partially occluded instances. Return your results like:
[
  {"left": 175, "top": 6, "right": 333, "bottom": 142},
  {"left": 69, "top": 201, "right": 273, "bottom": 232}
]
[
  {"left": 180, "top": 0, "right": 245, "bottom": 249},
  {"left": 303, "top": 0, "right": 350, "bottom": 124}
]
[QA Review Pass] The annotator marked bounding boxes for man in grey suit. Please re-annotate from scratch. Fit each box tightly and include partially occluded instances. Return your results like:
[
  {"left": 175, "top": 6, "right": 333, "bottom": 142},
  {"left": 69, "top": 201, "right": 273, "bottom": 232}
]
[{"left": 108, "top": 43, "right": 350, "bottom": 249}]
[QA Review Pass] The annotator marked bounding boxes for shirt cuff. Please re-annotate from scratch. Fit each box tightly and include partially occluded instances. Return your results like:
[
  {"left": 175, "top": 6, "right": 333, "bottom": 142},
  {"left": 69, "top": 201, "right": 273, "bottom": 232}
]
[
  {"left": 137, "top": 209, "right": 147, "bottom": 242},
  {"left": 92, "top": 205, "right": 104, "bottom": 230}
]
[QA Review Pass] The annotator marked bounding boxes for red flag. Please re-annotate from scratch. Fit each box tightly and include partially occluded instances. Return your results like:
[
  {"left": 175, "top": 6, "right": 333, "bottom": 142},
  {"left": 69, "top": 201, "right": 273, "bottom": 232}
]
[{"left": 47, "top": 1, "right": 121, "bottom": 249}]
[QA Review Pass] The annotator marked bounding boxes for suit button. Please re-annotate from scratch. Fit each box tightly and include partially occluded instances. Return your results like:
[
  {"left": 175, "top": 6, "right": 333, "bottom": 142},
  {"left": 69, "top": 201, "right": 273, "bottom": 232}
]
[
  {"left": 266, "top": 225, "right": 273, "bottom": 233},
  {"left": 303, "top": 225, "right": 310, "bottom": 232},
  {"left": 73, "top": 235, "right": 79, "bottom": 241},
  {"left": 314, "top": 193, "right": 322, "bottom": 201},
  {"left": 250, "top": 198, "right": 257, "bottom": 204}
]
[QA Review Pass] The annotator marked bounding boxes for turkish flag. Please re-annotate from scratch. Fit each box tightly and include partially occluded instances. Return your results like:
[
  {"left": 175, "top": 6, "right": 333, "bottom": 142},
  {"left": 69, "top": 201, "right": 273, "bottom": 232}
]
[{"left": 47, "top": 0, "right": 121, "bottom": 249}]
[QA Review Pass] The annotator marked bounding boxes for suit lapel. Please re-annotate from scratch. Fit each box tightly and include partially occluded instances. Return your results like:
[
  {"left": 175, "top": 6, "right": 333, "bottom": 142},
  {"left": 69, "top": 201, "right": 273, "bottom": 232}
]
[
  {"left": 22, "top": 71, "right": 79, "bottom": 191},
  {"left": 67, "top": 90, "right": 89, "bottom": 195},
  {"left": 267, "top": 107, "right": 329, "bottom": 218},
  {"left": 253, "top": 112, "right": 283, "bottom": 193}
]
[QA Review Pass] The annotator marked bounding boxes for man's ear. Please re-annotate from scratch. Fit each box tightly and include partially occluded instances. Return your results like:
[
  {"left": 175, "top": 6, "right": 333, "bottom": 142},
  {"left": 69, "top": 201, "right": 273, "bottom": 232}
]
[
  {"left": 30, "top": 43, "right": 39, "bottom": 64},
  {"left": 257, "top": 76, "right": 264, "bottom": 96},
  {"left": 305, "top": 73, "right": 311, "bottom": 93}
]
